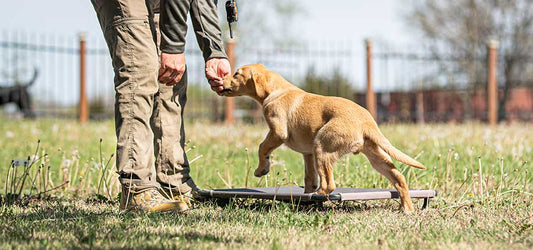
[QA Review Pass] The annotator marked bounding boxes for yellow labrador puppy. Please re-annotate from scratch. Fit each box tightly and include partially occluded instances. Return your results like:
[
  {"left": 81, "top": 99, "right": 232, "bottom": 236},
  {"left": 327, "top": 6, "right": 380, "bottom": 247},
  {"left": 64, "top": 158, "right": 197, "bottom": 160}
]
[{"left": 220, "top": 64, "right": 425, "bottom": 212}]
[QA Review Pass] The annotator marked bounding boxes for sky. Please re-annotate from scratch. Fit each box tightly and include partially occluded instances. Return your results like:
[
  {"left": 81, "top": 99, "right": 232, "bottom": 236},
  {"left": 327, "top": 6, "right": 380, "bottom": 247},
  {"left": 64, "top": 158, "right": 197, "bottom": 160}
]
[{"left": 0, "top": 0, "right": 415, "bottom": 48}]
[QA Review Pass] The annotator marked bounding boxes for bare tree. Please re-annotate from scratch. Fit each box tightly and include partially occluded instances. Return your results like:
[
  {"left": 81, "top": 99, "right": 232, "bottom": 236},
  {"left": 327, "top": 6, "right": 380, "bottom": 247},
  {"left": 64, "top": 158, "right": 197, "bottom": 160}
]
[{"left": 408, "top": 0, "right": 533, "bottom": 121}]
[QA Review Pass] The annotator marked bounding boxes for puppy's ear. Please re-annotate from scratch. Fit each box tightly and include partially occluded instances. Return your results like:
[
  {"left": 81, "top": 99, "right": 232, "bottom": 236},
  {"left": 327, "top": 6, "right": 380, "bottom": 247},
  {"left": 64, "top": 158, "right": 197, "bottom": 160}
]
[
  {"left": 250, "top": 69, "right": 267, "bottom": 98},
  {"left": 250, "top": 69, "right": 266, "bottom": 85}
]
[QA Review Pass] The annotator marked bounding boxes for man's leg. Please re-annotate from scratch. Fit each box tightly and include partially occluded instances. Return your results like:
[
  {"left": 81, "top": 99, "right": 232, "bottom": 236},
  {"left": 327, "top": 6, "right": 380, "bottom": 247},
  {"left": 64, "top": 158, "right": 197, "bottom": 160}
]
[
  {"left": 92, "top": 0, "right": 188, "bottom": 212},
  {"left": 92, "top": 0, "right": 159, "bottom": 190},
  {"left": 152, "top": 71, "right": 197, "bottom": 195},
  {"left": 150, "top": 12, "right": 197, "bottom": 195}
]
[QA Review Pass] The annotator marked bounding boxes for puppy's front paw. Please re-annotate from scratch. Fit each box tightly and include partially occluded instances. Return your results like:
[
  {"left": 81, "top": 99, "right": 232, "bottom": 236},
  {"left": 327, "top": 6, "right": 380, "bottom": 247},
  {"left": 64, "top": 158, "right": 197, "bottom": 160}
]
[
  {"left": 304, "top": 184, "right": 318, "bottom": 193},
  {"left": 254, "top": 167, "right": 269, "bottom": 177},
  {"left": 316, "top": 189, "right": 327, "bottom": 195},
  {"left": 254, "top": 159, "right": 270, "bottom": 177},
  {"left": 316, "top": 187, "right": 334, "bottom": 195}
]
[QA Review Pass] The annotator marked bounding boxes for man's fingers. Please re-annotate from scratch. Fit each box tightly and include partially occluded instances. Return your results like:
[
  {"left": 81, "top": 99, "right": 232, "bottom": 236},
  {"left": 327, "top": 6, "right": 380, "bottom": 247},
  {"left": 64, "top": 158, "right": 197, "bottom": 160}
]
[
  {"left": 206, "top": 68, "right": 222, "bottom": 81},
  {"left": 159, "top": 68, "right": 184, "bottom": 86},
  {"left": 158, "top": 67, "right": 168, "bottom": 81},
  {"left": 211, "top": 85, "right": 224, "bottom": 93},
  {"left": 165, "top": 71, "right": 181, "bottom": 86},
  {"left": 165, "top": 73, "right": 184, "bottom": 86},
  {"left": 217, "top": 66, "right": 230, "bottom": 78},
  {"left": 208, "top": 79, "right": 223, "bottom": 87},
  {"left": 158, "top": 68, "right": 173, "bottom": 84}
]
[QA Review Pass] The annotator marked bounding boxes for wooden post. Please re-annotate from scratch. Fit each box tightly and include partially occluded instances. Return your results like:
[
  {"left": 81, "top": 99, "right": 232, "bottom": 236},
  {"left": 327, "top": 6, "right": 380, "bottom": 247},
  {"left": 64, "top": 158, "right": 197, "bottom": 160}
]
[
  {"left": 79, "top": 33, "right": 89, "bottom": 123},
  {"left": 487, "top": 40, "right": 498, "bottom": 125},
  {"left": 365, "top": 39, "right": 377, "bottom": 120},
  {"left": 416, "top": 91, "right": 425, "bottom": 124},
  {"left": 224, "top": 41, "right": 236, "bottom": 125},
  {"left": 212, "top": 98, "right": 220, "bottom": 122}
]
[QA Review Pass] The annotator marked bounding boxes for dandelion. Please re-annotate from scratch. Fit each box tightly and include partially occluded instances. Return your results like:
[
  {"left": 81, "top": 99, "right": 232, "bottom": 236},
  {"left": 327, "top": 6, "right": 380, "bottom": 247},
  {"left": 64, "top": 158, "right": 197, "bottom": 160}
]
[
  {"left": 5, "top": 131, "right": 14, "bottom": 138},
  {"left": 454, "top": 152, "right": 460, "bottom": 160},
  {"left": 62, "top": 159, "right": 72, "bottom": 167},
  {"left": 494, "top": 144, "right": 503, "bottom": 153},
  {"left": 92, "top": 162, "right": 102, "bottom": 170},
  {"left": 51, "top": 124, "right": 59, "bottom": 134},
  {"left": 30, "top": 154, "right": 39, "bottom": 162}
]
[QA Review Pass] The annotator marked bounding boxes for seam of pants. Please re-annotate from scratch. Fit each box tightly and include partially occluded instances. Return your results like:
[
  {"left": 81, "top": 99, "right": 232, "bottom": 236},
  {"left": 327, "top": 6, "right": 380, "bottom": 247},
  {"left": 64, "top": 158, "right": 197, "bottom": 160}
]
[
  {"left": 156, "top": 93, "right": 164, "bottom": 175},
  {"left": 126, "top": 23, "right": 136, "bottom": 168}
]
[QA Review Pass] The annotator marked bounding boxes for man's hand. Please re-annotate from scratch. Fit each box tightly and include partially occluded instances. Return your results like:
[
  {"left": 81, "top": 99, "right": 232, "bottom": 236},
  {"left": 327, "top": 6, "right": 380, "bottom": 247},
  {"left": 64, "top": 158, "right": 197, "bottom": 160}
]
[
  {"left": 159, "top": 52, "right": 186, "bottom": 86},
  {"left": 205, "top": 58, "right": 231, "bottom": 93}
]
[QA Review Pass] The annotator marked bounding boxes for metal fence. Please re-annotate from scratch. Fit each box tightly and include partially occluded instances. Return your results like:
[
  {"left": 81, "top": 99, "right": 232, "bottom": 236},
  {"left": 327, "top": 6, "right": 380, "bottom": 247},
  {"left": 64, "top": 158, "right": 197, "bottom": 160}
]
[
  {"left": 0, "top": 30, "right": 211, "bottom": 120},
  {"left": 369, "top": 41, "right": 533, "bottom": 123},
  {"left": 1, "top": 30, "right": 533, "bottom": 123}
]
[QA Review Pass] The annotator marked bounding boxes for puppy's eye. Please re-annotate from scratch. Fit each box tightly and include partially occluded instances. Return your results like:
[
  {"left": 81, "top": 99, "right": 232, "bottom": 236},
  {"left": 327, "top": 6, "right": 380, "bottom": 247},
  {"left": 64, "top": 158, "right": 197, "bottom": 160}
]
[{"left": 233, "top": 72, "right": 239, "bottom": 77}]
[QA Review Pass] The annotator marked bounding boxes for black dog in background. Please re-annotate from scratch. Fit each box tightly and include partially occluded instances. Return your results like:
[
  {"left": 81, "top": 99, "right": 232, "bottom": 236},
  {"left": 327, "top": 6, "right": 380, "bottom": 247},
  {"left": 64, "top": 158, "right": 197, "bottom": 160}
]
[{"left": 0, "top": 69, "right": 39, "bottom": 118}]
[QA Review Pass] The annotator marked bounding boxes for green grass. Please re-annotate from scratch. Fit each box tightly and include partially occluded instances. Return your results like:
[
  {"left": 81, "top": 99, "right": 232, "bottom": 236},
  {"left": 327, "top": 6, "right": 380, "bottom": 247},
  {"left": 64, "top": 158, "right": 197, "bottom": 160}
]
[{"left": 0, "top": 119, "right": 532, "bottom": 249}]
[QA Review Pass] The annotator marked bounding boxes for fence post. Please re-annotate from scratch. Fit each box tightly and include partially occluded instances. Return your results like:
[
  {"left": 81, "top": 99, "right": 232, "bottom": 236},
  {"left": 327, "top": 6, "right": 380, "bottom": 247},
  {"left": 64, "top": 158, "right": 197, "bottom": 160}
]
[
  {"left": 487, "top": 40, "right": 498, "bottom": 125},
  {"left": 79, "top": 33, "right": 89, "bottom": 123},
  {"left": 212, "top": 98, "right": 220, "bottom": 122},
  {"left": 365, "top": 39, "right": 377, "bottom": 121},
  {"left": 416, "top": 91, "right": 425, "bottom": 124},
  {"left": 224, "top": 41, "right": 236, "bottom": 125}
]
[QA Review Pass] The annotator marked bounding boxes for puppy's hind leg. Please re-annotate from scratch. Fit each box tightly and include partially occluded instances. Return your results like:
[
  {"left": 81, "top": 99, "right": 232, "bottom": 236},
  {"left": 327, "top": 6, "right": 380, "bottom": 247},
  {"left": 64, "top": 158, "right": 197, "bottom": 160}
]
[
  {"left": 303, "top": 153, "right": 319, "bottom": 193},
  {"left": 314, "top": 147, "right": 339, "bottom": 195},
  {"left": 312, "top": 119, "right": 355, "bottom": 195},
  {"left": 362, "top": 140, "right": 414, "bottom": 212}
]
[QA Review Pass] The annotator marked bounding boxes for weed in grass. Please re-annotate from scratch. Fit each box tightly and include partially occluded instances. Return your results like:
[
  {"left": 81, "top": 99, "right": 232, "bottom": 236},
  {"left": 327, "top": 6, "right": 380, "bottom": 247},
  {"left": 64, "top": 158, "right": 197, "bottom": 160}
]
[{"left": 95, "top": 138, "right": 115, "bottom": 202}]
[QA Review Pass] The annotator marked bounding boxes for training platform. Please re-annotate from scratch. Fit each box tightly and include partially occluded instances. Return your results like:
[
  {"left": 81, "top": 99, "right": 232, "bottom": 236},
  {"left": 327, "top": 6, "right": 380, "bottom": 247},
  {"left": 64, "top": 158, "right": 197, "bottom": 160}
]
[{"left": 197, "top": 186, "right": 437, "bottom": 209}]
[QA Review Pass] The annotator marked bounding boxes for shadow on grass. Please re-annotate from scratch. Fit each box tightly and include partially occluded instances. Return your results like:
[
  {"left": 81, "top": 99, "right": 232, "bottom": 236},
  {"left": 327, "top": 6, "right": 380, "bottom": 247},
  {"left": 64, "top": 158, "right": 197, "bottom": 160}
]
[
  {"left": 2, "top": 197, "right": 117, "bottom": 222},
  {"left": 200, "top": 196, "right": 411, "bottom": 214},
  {"left": 181, "top": 231, "right": 244, "bottom": 243}
]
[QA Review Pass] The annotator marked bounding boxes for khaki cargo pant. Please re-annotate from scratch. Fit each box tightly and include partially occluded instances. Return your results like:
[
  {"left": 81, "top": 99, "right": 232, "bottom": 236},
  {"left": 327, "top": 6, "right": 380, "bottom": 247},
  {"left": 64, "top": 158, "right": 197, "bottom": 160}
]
[{"left": 91, "top": 0, "right": 195, "bottom": 193}]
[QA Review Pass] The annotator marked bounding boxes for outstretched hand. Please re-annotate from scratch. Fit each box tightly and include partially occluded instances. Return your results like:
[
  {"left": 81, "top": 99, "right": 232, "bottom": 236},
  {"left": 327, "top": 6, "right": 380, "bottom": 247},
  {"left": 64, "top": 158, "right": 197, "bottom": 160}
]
[{"left": 205, "top": 58, "right": 231, "bottom": 93}]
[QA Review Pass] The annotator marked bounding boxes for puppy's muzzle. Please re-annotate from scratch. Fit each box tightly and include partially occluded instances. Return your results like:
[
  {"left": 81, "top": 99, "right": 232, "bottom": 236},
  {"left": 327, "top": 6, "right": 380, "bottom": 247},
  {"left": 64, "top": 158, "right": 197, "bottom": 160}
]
[{"left": 219, "top": 88, "right": 233, "bottom": 95}]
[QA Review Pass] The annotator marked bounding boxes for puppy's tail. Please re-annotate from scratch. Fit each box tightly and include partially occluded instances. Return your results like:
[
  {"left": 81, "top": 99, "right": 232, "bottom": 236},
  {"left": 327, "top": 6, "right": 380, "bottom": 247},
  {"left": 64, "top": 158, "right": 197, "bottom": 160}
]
[{"left": 364, "top": 125, "right": 426, "bottom": 169}]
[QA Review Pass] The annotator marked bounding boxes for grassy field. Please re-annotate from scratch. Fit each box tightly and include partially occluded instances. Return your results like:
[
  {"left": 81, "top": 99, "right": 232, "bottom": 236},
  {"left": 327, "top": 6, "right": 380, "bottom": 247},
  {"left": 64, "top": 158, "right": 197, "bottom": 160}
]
[{"left": 0, "top": 119, "right": 532, "bottom": 249}]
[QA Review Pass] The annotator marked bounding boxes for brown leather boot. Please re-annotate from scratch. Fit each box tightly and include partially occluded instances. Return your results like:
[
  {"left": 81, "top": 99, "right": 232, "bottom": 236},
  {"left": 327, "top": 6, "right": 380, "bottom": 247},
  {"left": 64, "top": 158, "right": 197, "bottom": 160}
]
[{"left": 119, "top": 186, "right": 189, "bottom": 213}]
